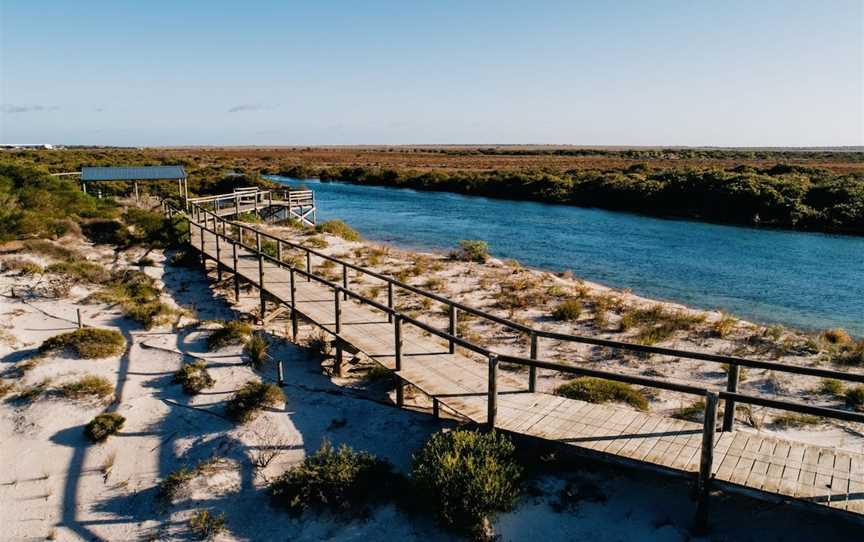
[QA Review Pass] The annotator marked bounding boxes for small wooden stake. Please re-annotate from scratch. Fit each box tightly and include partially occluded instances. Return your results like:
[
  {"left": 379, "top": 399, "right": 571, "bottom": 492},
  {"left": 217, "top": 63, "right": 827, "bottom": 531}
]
[{"left": 76, "top": 308, "right": 83, "bottom": 329}]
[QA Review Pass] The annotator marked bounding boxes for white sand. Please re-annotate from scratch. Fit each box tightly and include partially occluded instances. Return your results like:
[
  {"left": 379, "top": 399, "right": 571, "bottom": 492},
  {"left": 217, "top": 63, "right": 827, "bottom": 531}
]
[{"left": 0, "top": 229, "right": 860, "bottom": 541}]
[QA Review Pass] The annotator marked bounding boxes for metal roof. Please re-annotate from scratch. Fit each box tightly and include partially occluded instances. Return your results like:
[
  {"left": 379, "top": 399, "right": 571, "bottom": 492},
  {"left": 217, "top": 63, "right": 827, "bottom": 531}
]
[{"left": 81, "top": 165, "right": 186, "bottom": 181}]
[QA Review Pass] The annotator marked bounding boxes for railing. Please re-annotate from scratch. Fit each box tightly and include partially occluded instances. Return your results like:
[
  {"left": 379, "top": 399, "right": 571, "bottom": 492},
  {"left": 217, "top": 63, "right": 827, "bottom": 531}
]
[{"left": 168, "top": 196, "right": 864, "bottom": 520}]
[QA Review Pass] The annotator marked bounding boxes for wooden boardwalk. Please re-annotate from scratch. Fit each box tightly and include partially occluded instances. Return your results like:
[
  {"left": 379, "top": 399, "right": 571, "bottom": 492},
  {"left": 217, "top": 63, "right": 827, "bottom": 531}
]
[{"left": 188, "top": 225, "right": 864, "bottom": 519}]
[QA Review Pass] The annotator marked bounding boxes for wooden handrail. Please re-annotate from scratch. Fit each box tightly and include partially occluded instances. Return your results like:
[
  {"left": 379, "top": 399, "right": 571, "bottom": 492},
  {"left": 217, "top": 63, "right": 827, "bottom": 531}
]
[{"left": 174, "top": 198, "right": 864, "bottom": 429}]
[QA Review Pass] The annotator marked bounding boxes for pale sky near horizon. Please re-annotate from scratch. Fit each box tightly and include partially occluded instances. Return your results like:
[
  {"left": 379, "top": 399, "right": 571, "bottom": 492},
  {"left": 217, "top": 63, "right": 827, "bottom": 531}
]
[{"left": 1, "top": 1, "right": 862, "bottom": 147}]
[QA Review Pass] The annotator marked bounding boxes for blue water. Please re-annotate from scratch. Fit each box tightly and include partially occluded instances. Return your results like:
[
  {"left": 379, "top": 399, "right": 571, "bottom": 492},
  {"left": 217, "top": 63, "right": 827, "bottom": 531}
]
[{"left": 270, "top": 176, "right": 864, "bottom": 336}]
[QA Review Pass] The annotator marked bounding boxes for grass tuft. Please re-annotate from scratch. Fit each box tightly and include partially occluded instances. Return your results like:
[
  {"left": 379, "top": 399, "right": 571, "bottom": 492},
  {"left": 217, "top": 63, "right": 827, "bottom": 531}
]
[
  {"left": 552, "top": 299, "right": 583, "bottom": 321},
  {"left": 188, "top": 509, "right": 226, "bottom": 540},
  {"left": 207, "top": 320, "right": 253, "bottom": 350},
  {"left": 173, "top": 362, "right": 215, "bottom": 394},
  {"left": 40, "top": 328, "right": 125, "bottom": 359},
  {"left": 450, "top": 240, "right": 489, "bottom": 263},
  {"left": 315, "top": 220, "right": 361, "bottom": 241},
  {"left": 243, "top": 333, "right": 269, "bottom": 368},
  {"left": 226, "top": 380, "right": 284, "bottom": 423},
  {"left": 555, "top": 377, "right": 649, "bottom": 411},
  {"left": 85, "top": 412, "right": 125, "bottom": 442},
  {"left": 58, "top": 375, "right": 114, "bottom": 400}
]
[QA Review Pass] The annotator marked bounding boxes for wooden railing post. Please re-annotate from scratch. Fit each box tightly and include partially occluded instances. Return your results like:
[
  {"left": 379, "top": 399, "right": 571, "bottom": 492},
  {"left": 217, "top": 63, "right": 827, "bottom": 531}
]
[
  {"left": 276, "top": 240, "right": 282, "bottom": 262},
  {"left": 394, "top": 314, "right": 402, "bottom": 371},
  {"left": 289, "top": 267, "right": 298, "bottom": 340},
  {"left": 387, "top": 282, "right": 394, "bottom": 323},
  {"left": 306, "top": 251, "right": 311, "bottom": 282},
  {"left": 448, "top": 305, "right": 457, "bottom": 354},
  {"left": 215, "top": 232, "right": 222, "bottom": 281},
  {"left": 694, "top": 391, "right": 719, "bottom": 534},
  {"left": 199, "top": 224, "right": 206, "bottom": 268},
  {"left": 529, "top": 333, "right": 538, "bottom": 392},
  {"left": 487, "top": 353, "right": 499, "bottom": 429},
  {"left": 258, "top": 253, "right": 266, "bottom": 321},
  {"left": 342, "top": 264, "right": 348, "bottom": 300},
  {"left": 255, "top": 230, "right": 261, "bottom": 252},
  {"left": 232, "top": 242, "right": 240, "bottom": 302},
  {"left": 722, "top": 365, "right": 739, "bottom": 432},
  {"left": 235, "top": 194, "right": 240, "bottom": 217},
  {"left": 334, "top": 288, "right": 343, "bottom": 376}
]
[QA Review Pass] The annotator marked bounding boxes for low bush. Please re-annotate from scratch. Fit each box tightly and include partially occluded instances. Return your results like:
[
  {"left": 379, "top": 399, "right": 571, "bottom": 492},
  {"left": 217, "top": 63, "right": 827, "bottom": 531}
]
[
  {"left": 831, "top": 340, "right": 864, "bottom": 366},
  {"left": 555, "top": 377, "right": 649, "bottom": 410},
  {"left": 173, "top": 362, "right": 215, "bottom": 394},
  {"left": 450, "top": 240, "right": 489, "bottom": 263},
  {"left": 189, "top": 509, "right": 226, "bottom": 540},
  {"left": 269, "top": 440, "right": 394, "bottom": 516},
  {"left": 712, "top": 314, "right": 737, "bottom": 338},
  {"left": 819, "top": 378, "right": 845, "bottom": 397},
  {"left": 412, "top": 430, "right": 522, "bottom": 536},
  {"left": 226, "top": 380, "right": 284, "bottom": 422},
  {"left": 207, "top": 320, "right": 253, "bottom": 350},
  {"left": 81, "top": 219, "right": 129, "bottom": 245},
  {"left": 85, "top": 412, "right": 125, "bottom": 442},
  {"left": 19, "top": 239, "right": 80, "bottom": 260},
  {"left": 821, "top": 328, "right": 852, "bottom": 345},
  {"left": 306, "top": 235, "right": 328, "bottom": 249},
  {"left": 243, "top": 333, "right": 269, "bottom": 368},
  {"left": 552, "top": 299, "right": 583, "bottom": 321},
  {"left": 87, "top": 270, "right": 174, "bottom": 328},
  {"left": 315, "top": 220, "right": 361, "bottom": 241},
  {"left": 58, "top": 375, "right": 114, "bottom": 400},
  {"left": 619, "top": 305, "right": 706, "bottom": 345},
  {"left": 846, "top": 386, "right": 864, "bottom": 411},
  {"left": 40, "top": 328, "right": 125, "bottom": 359}
]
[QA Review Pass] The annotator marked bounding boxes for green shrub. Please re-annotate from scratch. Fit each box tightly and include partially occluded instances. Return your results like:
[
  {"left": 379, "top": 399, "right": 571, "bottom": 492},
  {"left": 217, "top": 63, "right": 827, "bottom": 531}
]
[
  {"left": 450, "top": 240, "right": 489, "bottom": 262},
  {"left": 619, "top": 305, "right": 706, "bottom": 345},
  {"left": 243, "top": 333, "right": 269, "bottom": 368},
  {"left": 207, "top": 320, "right": 253, "bottom": 350},
  {"left": 225, "top": 380, "right": 284, "bottom": 422},
  {"left": 552, "top": 299, "right": 583, "bottom": 321},
  {"left": 555, "top": 377, "right": 649, "bottom": 410},
  {"left": 87, "top": 270, "right": 173, "bottom": 328},
  {"left": 412, "top": 430, "right": 521, "bottom": 536},
  {"left": 40, "top": 328, "right": 125, "bottom": 359},
  {"left": 316, "top": 220, "right": 361, "bottom": 241},
  {"left": 85, "top": 412, "right": 125, "bottom": 442},
  {"left": 846, "top": 386, "right": 864, "bottom": 411},
  {"left": 58, "top": 375, "right": 114, "bottom": 400},
  {"left": 189, "top": 509, "right": 226, "bottom": 540},
  {"left": 832, "top": 340, "right": 864, "bottom": 366},
  {"left": 81, "top": 219, "right": 129, "bottom": 245},
  {"left": 819, "top": 378, "right": 845, "bottom": 397},
  {"left": 712, "top": 314, "right": 737, "bottom": 338},
  {"left": 173, "top": 362, "right": 215, "bottom": 394},
  {"left": 269, "top": 440, "right": 394, "bottom": 516},
  {"left": 20, "top": 239, "right": 81, "bottom": 260}
]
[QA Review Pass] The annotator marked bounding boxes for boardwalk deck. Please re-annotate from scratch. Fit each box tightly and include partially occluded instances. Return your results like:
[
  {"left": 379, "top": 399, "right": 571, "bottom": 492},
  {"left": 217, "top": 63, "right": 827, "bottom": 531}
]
[{"left": 190, "top": 222, "right": 864, "bottom": 518}]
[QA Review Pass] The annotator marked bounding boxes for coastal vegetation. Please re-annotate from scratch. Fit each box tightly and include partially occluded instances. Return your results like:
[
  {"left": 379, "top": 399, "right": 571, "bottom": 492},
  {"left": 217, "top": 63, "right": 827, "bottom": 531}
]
[
  {"left": 85, "top": 412, "right": 125, "bottom": 442},
  {"left": 173, "top": 362, "right": 215, "bottom": 394},
  {"left": 207, "top": 320, "right": 253, "bottom": 350},
  {"left": 225, "top": 380, "right": 284, "bottom": 422},
  {"left": 411, "top": 429, "right": 522, "bottom": 536},
  {"left": 555, "top": 377, "right": 649, "bottom": 410},
  {"left": 40, "top": 328, "right": 125, "bottom": 359},
  {"left": 269, "top": 440, "right": 395, "bottom": 515}
]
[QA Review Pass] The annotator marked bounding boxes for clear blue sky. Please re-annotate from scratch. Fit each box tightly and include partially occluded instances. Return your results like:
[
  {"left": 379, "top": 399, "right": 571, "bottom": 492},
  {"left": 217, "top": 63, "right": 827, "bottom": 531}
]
[{"left": 1, "top": 1, "right": 862, "bottom": 146}]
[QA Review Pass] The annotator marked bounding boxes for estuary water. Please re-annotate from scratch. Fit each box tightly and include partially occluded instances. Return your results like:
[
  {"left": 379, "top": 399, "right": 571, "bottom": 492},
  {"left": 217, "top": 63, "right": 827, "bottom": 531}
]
[{"left": 270, "top": 176, "right": 864, "bottom": 336}]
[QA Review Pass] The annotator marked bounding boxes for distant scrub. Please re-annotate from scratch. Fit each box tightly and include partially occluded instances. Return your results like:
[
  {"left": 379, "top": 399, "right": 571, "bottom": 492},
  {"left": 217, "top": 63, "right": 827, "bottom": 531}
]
[
  {"left": 0, "top": 164, "right": 118, "bottom": 242},
  {"left": 40, "top": 328, "right": 125, "bottom": 359},
  {"left": 450, "top": 240, "right": 489, "bottom": 262},
  {"left": 292, "top": 165, "right": 864, "bottom": 235},
  {"left": 555, "top": 377, "right": 649, "bottom": 410}
]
